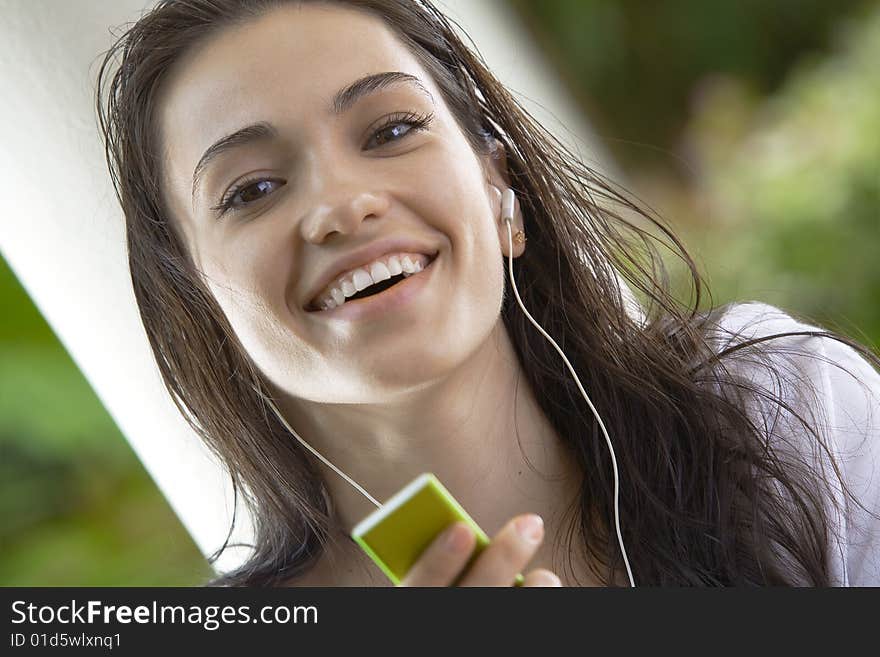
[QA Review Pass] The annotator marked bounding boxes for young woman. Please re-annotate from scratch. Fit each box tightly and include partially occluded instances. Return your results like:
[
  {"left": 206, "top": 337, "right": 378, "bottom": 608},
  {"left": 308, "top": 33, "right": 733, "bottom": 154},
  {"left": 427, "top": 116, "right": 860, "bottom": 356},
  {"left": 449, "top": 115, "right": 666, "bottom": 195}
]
[{"left": 96, "top": 0, "right": 880, "bottom": 586}]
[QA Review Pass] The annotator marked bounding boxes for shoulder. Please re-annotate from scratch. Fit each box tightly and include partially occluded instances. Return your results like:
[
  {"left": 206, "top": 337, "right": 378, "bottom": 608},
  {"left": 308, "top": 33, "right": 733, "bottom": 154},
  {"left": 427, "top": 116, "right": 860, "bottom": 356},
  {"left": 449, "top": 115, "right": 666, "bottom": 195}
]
[
  {"left": 707, "top": 301, "right": 880, "bottom": 420},
  {"left": 702, "top": 301, "right": 880, "bottom": 438},
  {"left": 708, "top": 300, "right": 845, "bottom": 351},
  {"left": 705, "top": 301, "right": 879, "bottom": 399},
  {"left": 708, "top": 301, "right": 880, "bottom": 585}
]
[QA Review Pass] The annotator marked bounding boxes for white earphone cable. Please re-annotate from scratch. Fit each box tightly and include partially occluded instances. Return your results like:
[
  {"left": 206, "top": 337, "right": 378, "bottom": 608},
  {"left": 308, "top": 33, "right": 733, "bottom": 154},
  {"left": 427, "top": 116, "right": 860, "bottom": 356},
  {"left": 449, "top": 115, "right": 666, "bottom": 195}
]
[
  {"left": 500, "top": 187, "right": 636, "bottom": 587},
  {"left": 258, "top": 391, "right": 383, "bottom": 509}
]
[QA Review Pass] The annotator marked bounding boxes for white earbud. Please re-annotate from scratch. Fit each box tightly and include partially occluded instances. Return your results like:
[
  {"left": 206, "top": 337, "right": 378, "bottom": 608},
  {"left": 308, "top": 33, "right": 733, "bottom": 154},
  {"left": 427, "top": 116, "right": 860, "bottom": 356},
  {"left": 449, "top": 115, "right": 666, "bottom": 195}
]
[{"left": 501, "top": 187, "right": 515, "bottom": 225}]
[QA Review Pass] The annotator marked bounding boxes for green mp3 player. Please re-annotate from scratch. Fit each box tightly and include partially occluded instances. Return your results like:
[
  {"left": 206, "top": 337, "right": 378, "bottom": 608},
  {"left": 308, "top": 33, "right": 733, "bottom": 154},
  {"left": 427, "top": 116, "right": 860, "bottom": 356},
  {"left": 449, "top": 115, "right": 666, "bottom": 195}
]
[{"left": 351, "top": 472, "right": 525, "bottom": 586}]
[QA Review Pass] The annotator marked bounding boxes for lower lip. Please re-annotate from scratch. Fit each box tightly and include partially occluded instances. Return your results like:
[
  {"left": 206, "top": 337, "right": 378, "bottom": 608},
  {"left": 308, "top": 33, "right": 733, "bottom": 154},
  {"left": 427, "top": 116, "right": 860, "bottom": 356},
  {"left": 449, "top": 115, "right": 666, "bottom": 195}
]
[{"left": 308, "top": 255, "right": 439, "bottom": 322}]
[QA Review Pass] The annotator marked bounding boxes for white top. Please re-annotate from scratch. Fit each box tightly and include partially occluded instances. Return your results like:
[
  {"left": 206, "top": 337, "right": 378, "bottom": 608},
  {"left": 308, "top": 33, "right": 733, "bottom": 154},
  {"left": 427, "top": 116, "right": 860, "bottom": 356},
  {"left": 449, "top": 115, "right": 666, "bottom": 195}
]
[{"left": 710, "top": 302, "right": 880, "bottom": 585}]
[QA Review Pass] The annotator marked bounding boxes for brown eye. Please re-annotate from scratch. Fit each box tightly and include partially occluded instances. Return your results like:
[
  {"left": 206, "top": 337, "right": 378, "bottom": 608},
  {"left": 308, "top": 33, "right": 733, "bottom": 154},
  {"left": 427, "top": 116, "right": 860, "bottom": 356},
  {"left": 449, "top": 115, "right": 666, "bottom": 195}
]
[
  {"left": 372, "top": 122, "right": 413, "bottom": 146},
  {"left": 214, "top": 178, "right": 286, "bottom": 217},
  {"left": 365, "top": 111, "right": 435, "bottom": 149},
  {"left": 237, "top": 179, "right": 279, "bottom": 203}
]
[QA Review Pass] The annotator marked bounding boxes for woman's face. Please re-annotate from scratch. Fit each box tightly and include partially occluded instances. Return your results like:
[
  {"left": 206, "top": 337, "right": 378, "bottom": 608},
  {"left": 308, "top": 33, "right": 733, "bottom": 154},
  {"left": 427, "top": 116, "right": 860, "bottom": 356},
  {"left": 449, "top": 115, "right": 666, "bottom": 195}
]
[{"left": 159, "top": 3, "right": 518, "bottom": 404}]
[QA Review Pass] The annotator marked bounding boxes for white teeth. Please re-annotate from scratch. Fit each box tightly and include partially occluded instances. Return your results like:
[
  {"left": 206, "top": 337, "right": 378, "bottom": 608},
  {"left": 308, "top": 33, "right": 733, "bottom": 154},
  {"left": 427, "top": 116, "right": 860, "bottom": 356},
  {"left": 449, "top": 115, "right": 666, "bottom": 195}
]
[
  {"left": 369, "top": 261, "right": 391, "bottom": 283},
  {"left": 352, "top": 269, "right": 372, "bottom": 291},
  {"left": 387, "top": 255, "right": 403, "bottom": 276},
  {"left": 312, "top": 251, "right": 434, "bottom": 311}
]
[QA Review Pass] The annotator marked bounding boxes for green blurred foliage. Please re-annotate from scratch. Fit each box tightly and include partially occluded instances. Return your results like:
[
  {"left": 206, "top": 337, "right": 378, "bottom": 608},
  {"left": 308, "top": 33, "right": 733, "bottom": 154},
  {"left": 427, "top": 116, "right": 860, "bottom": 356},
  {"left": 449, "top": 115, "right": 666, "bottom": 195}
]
[
  {"left": 682, "top": 8, "right": 880, "bottom": 344},
  {"left": 512, "top": 0, "right": 879, "bottom": 347},
  {"left": 0, "top": 256, "right": 213, "bottom": 585},
  {"left": 511, "top": 0, "right": 870, "bottom": 172}
]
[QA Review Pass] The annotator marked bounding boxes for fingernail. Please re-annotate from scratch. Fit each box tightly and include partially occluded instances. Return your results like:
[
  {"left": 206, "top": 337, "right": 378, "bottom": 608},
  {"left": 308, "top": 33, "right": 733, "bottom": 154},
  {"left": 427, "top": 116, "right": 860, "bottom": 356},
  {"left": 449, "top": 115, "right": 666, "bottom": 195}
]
[
  {"left": 515, "top": 514, "right": 544, "bottom": 543},
  {"left": 536, "top": 572, "right": 562, "bottom": 587},
  {"left": 444, "top": 523, "right": 470, "bottom": 552}
]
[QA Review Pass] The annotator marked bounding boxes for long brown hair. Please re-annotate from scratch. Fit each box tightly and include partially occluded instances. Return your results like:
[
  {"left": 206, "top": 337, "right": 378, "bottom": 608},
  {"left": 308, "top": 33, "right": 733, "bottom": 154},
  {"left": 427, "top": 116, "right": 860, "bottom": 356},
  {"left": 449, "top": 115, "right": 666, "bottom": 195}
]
[{"left": 96, "top": 0, "right": 879, "bottom": 585}]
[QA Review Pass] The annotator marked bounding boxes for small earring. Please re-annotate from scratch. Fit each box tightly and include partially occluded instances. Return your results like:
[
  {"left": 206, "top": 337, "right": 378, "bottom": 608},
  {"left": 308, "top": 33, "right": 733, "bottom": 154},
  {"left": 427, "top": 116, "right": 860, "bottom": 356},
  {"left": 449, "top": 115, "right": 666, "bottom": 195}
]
[{"left": 513, "top": 230, "right": 527, "bottom": 245}]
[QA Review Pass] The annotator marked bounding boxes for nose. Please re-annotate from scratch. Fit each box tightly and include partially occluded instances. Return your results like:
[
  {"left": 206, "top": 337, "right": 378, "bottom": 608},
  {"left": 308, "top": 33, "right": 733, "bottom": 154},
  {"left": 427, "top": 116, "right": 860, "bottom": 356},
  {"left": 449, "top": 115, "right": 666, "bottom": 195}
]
[{"left": 299, "top": 181, "right": 391, "bottom": 245}]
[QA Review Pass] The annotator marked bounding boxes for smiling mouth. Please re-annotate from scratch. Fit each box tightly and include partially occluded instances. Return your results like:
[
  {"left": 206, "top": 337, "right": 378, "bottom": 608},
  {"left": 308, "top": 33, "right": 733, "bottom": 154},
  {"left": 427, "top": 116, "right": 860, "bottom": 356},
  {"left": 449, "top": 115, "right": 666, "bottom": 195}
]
[{"left": 306, "top": 252, "right": 438, "bottom": 313}]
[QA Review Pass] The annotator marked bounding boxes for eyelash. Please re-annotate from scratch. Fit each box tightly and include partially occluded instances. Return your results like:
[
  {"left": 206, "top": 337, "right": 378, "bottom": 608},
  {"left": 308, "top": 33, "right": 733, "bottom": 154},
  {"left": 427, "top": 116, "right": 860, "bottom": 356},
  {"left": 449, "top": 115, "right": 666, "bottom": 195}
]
[{"left": 211, "top": 110, "right": 436, "bottom": 217}]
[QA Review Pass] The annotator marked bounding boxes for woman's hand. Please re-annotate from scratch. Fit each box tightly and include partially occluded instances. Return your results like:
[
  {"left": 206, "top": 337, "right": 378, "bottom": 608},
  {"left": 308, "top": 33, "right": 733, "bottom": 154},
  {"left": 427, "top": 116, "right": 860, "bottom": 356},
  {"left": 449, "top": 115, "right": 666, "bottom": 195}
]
[{"left": 398, "top": 514, "right": 562, "bottom": 587}]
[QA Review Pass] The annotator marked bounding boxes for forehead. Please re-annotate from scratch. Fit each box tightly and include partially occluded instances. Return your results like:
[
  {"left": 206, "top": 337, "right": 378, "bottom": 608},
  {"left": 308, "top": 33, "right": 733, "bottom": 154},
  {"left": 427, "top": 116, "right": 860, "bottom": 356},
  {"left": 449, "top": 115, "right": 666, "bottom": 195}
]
[{"left": 158, "top": 3, "right": 433, "bottom": 193}]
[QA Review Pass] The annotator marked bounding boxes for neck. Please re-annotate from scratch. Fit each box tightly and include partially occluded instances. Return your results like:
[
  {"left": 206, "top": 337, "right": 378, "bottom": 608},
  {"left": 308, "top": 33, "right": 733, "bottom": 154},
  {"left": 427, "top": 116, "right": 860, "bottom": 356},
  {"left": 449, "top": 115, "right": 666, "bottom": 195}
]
[{"left": 277, "top": 319, "right": 589, "bottom": 580}]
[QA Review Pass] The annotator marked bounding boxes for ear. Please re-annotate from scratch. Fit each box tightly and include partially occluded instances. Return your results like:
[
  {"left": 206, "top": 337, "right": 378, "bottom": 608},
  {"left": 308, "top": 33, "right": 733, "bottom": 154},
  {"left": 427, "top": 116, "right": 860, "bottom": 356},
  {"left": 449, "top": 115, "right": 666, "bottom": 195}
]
[{"left": 482, "top": 138, "right": 525, "bottom": 259}]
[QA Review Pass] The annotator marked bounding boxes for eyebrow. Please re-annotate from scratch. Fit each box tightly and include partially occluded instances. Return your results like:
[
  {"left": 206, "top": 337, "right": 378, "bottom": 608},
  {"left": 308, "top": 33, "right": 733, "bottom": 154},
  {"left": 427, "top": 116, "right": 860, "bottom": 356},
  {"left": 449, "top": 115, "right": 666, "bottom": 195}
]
[
  {"left": 191, "top": 71, "right": 435, "bottom": 201},
  {"left": 331, "top": 71, "right": 433, "bottom": 114},
  {"left": 191, "top": 122, "right": 277, "bottom": 201}
]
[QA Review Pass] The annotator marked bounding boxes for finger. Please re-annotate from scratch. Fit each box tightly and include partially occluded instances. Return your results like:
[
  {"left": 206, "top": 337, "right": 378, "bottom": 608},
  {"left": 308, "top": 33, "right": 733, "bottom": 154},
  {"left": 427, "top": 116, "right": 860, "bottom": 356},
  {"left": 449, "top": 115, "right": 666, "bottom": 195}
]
[
  {"left": 397, "top": 521, "right": 476, "bottom": 587},
  {"left": 523, "top": 568, "right": 562, "bottom": 587},
  {"left": 457, "top": 514, "right": 544, "bottom": 587}
]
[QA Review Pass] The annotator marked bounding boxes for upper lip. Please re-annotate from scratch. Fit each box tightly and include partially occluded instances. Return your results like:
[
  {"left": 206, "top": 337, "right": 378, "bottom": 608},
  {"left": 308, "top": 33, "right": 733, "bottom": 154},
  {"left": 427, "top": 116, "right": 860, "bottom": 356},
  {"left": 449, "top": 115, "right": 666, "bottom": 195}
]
[{"left": 303, "top": 235, "right": 439, "bottom": 310}]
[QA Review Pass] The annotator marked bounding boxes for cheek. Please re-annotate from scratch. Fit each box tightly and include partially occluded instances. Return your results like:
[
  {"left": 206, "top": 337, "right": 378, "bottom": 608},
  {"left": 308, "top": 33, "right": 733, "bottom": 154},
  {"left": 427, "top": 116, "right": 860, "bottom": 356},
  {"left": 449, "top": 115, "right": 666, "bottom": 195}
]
[
  {"left": 205, "top": 272, "right": 278, "bottom": 351},
  {"left": 418, "top": 167, "right": 505, "bottom": 321},
  {"left": 450, "top": 186, "right": 505, "bottom": 296},
  {"left": 200, "top": 255, "right": 308, "bottom": 374},
  {"left": 199, "top": 231, "right": 286, "bottom": 323},
  {"left": 441, "top": 200, "right": 507, "bottom": 342},
  {"left": 406, "top": 154, "right": 498, "bottom": 256}
]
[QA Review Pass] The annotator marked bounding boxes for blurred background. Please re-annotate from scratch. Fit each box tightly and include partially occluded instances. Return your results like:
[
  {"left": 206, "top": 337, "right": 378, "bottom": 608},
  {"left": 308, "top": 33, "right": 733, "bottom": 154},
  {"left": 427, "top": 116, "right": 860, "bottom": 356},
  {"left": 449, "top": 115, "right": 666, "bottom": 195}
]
[
  {"left": 511, "top": 0, "right": 880, "bottom": 338},
  {"left": 2, "top": 0, "right": 878, "bottom": 585}
]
